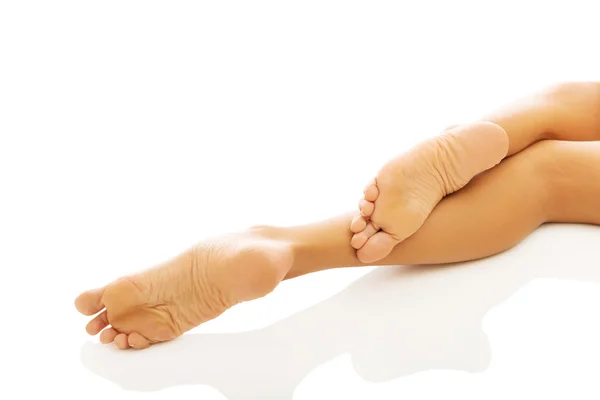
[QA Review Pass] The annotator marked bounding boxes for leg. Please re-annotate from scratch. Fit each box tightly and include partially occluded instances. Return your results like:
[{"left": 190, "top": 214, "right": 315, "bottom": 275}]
[
  {"left": 486, "top": 81, "right": 600, "bottom": 155},
  {"left": 290, "top": 140, "right": 600, "bottom": 277},
  {"left": 352, "top": 82, "right": 600, "bottom": 263},
  {"left": 75, "top": 140, "right": 600, "bottom": 349}
]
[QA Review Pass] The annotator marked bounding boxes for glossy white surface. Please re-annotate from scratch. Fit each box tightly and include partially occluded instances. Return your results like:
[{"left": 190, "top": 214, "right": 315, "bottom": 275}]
[{"left": 2, "top": 1, "right": 600, "bottom": 399}]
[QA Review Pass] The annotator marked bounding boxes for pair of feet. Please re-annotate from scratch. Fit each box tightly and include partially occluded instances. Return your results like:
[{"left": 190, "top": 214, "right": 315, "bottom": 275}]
[{"left": 75, "top": 121, "right": 509, "bottom": 349}]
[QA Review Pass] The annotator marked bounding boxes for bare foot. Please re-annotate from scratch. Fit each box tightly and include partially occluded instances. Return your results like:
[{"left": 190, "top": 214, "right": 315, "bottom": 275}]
[
  {"left": 74, "top": 231, "right": 293, "bottom": 349},
  {"left": 350, "top": 122, "right": 509, "bottom": 263}
]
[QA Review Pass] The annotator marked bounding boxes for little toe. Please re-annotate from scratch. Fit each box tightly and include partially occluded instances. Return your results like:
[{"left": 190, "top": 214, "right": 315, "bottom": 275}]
[
  {"left": 359, "top": 199, "right": 375, "bottom": 217},
  {"left": 100, "top": 327, "right": 119, "bottom": 344},
  {"left": 128, "top": 332, "right": 152, "bottom": 350},
  {"left": 357, "top": 231, "right": 400, "bottom": 263},
  {"left": 350, "top": 222, "right": 378, "bottom": 249},
  {"left": 75, "top": 287, "right": 106, "bottom": 316},
  {"left": 350, "top": 215, "right": 368, "bottom": 233},
  {"left": 114, "top": 333, "right": 130, "bottom": 349},
  {"left": 86, "top": 310, "right": 109, "bottom": 335},
  {"left": 363, "top": 183, "right": 379, "bottom": 202}
]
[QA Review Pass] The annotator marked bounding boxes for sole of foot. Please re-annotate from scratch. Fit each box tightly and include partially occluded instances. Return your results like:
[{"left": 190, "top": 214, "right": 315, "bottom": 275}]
[
  {"left": 350, "top": 121, "right": 509, "bottom": 263},
  {"left": 74, "top": 230, "right": 294, "bottom": 349}
]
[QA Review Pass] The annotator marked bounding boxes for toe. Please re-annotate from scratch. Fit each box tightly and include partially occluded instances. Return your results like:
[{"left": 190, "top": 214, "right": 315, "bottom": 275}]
[
  {"left": 359, "top": 199, "right": 375, "bottom": 217},
  {"left": 128, "top": 332, "right": 152, "bottom": 349},
  {"left": 363, "top": 183, "right": 379, "bottom": 202},
  {"left": 85, "top": 310, "right": 109, "bottom": 335},
  {"left": 350, "top": 222, "right": 378, "bottom": 249},
  {"left": 357, "top": 231, "right": 400, "bottom": 263},
  {"left": 350, "top": 233, "right": 367, "bottom": 249},
  {"left": 75, "top": 287, "right": 106, "bottom": 316},
  {"left": 114, "top": 333, "right": 130, "bottom": 349},
  {"left": 350, "top": 215, "right": 367, "bottom": 233},
  {"left": 100, "top": 327, "right": 119, "bottom": 344}
]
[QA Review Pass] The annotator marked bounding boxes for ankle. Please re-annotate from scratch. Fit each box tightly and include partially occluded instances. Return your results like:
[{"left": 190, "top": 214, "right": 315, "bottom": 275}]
[
  {"left": 246, "top": 224, "right": 286, "bottom": 243},
  {"left": 245, "top": 223, "right": 299, "bottom": 270},
  {"left": 246, "top": 223, "right": 328, "bottom": 280}
]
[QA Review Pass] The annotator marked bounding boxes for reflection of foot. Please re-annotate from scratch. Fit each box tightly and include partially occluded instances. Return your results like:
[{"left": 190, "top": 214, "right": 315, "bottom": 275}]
[
  {"left": 74, "top": 231, "right": 294, "bottom": 349},
  {"left": 351, "top": 122, "right": 508, "bottom": 263}
]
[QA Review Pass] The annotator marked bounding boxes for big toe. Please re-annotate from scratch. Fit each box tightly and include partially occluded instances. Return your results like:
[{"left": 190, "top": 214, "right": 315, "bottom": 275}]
[
  {"left": 356, "top": 231, "right": 399, "bottom": 263},
  {"left": 75, "top": 287, "right": 106, "bottom": 316}
]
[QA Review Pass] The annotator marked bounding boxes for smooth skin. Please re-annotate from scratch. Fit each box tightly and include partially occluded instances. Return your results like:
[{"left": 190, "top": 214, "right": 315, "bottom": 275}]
[
  {"left": 352, "top": 82, "right": 600, "bottom": 262},
  {"left": 75, "top": 82, "right": 600, "bottom": 350}
]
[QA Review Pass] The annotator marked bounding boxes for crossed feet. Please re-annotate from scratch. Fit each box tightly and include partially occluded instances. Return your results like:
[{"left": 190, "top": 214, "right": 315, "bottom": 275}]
[
  {"left": 350, "top": 122, "right": 509, "bottom": 263},
  {"left": 75, "top": 121, "right": 508, "bottom": 349}
]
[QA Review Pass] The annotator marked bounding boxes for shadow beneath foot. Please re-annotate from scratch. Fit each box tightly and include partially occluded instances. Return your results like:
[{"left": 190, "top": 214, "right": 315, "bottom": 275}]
[{"left": 80, "top": 224, "right": 600, "bottom": 399}]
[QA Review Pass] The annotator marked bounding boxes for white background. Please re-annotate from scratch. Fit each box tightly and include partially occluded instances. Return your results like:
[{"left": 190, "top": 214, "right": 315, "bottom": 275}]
[{"left": 2, "top": 1, "right": 600, "bottom": 399}]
